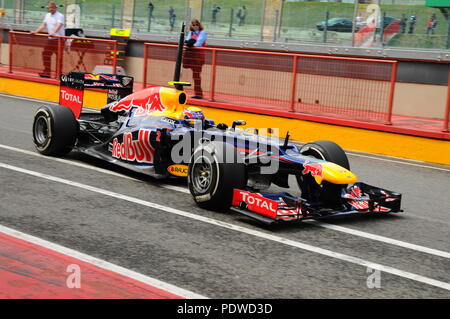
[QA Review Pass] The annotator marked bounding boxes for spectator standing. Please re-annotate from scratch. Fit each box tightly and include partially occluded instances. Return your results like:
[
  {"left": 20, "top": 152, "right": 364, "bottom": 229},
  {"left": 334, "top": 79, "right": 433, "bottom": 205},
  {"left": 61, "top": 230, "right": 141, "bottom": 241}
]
[
  {"left": 31, "top": 1, "right": 65, "bottom": 78},
  {"left": 236, "top": 5, "right": 247, "bottom": 26},
  {"left": 183, "top": 19, "right": 207, "bottom": 99},
  {"left": 426, "top": 14, "right": 437, "bottom": 35},
  {"left": 148, "top": 2, "right": 154, "bottom": 19},
  {"left": 169, "top": 7, "right": 176, "bottom": 31},
  {"left": 408, "top": 14, "right": 416, "bottom": 34},
  {"left": 212, "top": 3, "right": 220, "bottom": 25}
]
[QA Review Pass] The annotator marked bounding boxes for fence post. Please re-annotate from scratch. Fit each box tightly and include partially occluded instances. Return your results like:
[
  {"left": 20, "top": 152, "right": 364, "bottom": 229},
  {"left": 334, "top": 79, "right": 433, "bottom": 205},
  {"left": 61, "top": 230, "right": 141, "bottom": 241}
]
[
  {"left": 385, "top": 61, "right": 398, "bottom": 125},
  {"left": 8, "top": 32, "right": 13, "bottom": 73},
  {"left": 228, "top": 9, "right": 234, "bottom": 37},
  {"left": 380, "top": 11, "right": 386, "bottom": 46},
  {"left": 323, "top": 10, "right": 329, "bottom": 43},
  {"left": 210, "top": 49, "right": 217, "bottom": 102},
  {"left": 260, "top": 0, "right": 266, "bottom": 41},
  {"left": 443, "top": 64, "right": 450, "bottom": 132},
  {"left": 112, "top": 41, "right": 118, "bottom": 74},
  {"left": 143, "top": 44, "right": 148, "bottom": 88},
  {"left": 446, "top": 16, "right": 450, "bottom": 50},
  {"left": 56, "top": 36, "right": 63, "bottom": 79},
  {"left": 273, "top": 10, "right": 279, "bottom": 42},
  {"left": 111, "top": 4, "right": 116, "bottom": 29},
  {"left": 289, "top": 55, "right": 298, "bottom": 112}
]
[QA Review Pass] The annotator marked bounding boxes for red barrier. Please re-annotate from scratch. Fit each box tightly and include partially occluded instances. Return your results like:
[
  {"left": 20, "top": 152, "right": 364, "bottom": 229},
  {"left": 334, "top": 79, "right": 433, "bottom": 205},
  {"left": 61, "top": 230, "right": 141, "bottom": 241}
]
[
  {"left": 9, "top": 32, "right": 118, "bottom": 79},
  {"left": 444, "top": 67, "right": 450, "bottom": 132},
  {"left": 143, "top": 43, "right": 397, "bottom": 125}
]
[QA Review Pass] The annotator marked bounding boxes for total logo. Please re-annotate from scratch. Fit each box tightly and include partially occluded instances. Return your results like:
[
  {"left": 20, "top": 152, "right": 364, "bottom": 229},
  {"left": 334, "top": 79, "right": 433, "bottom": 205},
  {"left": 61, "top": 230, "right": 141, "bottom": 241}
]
[
  {"left": 112, "top": 129, "right": 154, "bottom": 163},
  {"left": 233, "top": 190, "right": 278, "bottom": 219},
  {"left": 60, "top": 89, "right": 82, "bottom": 104}
]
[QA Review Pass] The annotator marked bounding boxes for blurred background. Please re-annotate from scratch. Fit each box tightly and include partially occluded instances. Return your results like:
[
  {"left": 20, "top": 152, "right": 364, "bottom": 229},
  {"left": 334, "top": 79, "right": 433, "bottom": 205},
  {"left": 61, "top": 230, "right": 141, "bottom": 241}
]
[{"left": 1, "top": 0, "right": 449, "bottom": 50}]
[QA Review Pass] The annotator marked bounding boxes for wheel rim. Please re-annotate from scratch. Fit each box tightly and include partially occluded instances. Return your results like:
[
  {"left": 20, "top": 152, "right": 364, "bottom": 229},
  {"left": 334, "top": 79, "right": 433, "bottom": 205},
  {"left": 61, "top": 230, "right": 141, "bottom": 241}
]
[
  {"left": 34, "top": 115, "right": 50, "bottom": 146},
  {"left": 192, "top": 157, "right": 213, "bottom": 194}
]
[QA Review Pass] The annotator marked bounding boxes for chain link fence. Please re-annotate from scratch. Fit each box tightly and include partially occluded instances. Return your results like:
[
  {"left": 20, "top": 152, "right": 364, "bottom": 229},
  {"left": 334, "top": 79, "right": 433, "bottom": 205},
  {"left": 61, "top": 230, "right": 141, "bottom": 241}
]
[{"left": 1, "top": 0, "right": 450, "bottom": 50}]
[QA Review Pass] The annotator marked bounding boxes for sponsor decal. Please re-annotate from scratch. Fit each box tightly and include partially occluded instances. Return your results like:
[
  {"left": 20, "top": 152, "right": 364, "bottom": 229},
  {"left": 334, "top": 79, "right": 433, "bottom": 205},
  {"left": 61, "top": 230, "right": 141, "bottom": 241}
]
[
  {"left": 84, "top": 74, "right": 100, "bottom": 81},
  {"left": 111, "top": 129, "right": 154, "bottom": 163},
  {"left": 302, "top": 160, "right": 323, "bottom": 178},
  {"left": 161, "top": 117, "right": 177, "bottom": 126},
  {"left": 100, "top": 74, "right": 118, "bottom": 82},
  {"left": 60, "top": 74, "right": 84, "bottom": 88},
  {"left": 232, "top": 190, "right": 278, "bottom": 219},
  {"left": 134, "top": 94, "right": 166, "bottom": 116},
  {"left": 109, "top": 98, "right": 136, "bottom": 112},
  {"left": 59, "top": 87, "right": 83, "bottom": 118},
  {"left": 121, "top": 77, "right": 133, "bottom": 87},
  {"left": 195, "top": 194, "right": 211, "bottom": 202},
  {"left": 167, "top": 164, "right": 189, "bottom": 177}
]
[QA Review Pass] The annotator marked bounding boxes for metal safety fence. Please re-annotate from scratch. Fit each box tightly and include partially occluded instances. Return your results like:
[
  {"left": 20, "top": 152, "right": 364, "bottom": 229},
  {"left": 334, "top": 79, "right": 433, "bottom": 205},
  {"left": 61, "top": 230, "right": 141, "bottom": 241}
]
[
  {"left": 1, "top": 0, "right": 450, "bottom": 50},
  {"left": 143, "top": 43, "right": 398, "bottom": 125},
  {"left": 8, "top": 31, "right": 118, "bottom": 79}
]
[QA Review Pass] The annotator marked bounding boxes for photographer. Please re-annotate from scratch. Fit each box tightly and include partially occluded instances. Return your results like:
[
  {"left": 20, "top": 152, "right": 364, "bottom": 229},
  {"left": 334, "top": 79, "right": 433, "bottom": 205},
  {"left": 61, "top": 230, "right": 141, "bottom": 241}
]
[{"left": 183, "top": 19, "right": 207, "bottom": 99}]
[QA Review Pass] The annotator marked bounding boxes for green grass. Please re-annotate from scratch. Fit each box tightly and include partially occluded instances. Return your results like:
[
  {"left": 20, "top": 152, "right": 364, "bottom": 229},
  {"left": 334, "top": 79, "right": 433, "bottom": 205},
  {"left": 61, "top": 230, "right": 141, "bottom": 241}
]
[{"left": 388, "top": 33, "right": 448, "bottom": 49}]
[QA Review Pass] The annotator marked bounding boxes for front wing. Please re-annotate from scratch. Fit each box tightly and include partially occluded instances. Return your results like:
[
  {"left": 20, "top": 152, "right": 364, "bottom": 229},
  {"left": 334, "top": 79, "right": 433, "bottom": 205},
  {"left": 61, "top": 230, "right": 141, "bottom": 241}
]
[{"left": 230, "top": 182, "right": 402, "bottom": 225}]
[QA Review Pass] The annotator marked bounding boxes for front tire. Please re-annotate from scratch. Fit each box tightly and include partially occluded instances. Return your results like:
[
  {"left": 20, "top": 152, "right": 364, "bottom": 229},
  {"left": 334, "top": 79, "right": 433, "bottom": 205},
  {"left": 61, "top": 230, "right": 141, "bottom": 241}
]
[
  {"left": 32, "top": 105, "right": 78, "bottom": 156},
  {"left": 298, "top": 140, "right": 350, "bottom": 207},
  {"left": 188, "top": 141, "right": 245, "bottom": 210}
]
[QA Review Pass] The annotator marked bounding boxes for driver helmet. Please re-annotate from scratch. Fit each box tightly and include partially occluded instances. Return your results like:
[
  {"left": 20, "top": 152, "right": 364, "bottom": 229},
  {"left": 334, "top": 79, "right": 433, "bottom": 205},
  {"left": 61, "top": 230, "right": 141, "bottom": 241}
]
[{"left": 183, "top": 106, "right": 204, "bottom": 121}]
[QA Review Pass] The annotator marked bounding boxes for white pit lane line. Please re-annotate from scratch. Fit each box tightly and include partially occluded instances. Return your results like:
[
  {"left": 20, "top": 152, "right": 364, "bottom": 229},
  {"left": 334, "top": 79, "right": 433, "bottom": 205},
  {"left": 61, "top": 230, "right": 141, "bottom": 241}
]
[
  {"left": 0, "top": 143, "right": 449, "bottom": 259},
  {"left": 1, "top": 162, "right": 449, "bottom": 292}
]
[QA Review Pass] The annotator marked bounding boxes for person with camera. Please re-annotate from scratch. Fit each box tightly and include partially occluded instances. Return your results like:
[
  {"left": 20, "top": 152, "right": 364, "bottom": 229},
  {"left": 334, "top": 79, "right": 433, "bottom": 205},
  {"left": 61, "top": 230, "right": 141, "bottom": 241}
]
[{"left": 183, "top": 19, "right": 207, "bottom": 99}]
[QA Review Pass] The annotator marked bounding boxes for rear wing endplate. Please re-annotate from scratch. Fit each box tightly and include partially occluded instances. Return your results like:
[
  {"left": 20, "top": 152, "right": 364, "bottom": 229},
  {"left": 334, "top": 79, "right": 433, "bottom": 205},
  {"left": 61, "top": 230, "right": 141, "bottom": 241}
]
[{"left": 59, "top": 72, "right": 134, "bottom": 118}]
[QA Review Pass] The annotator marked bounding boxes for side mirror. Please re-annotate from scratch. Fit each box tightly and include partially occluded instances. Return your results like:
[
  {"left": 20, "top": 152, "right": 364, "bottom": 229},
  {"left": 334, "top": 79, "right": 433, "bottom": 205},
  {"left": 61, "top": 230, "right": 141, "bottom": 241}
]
[{"left": 232, "top": 120, "right": 246, "bottom": 130}]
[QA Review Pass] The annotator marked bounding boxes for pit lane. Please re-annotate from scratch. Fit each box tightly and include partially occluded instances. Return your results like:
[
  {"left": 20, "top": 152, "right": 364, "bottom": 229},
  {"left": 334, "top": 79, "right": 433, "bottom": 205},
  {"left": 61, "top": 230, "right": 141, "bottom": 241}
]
[{"left": 0, "top": 94, "right": 449, "bottom": 298}]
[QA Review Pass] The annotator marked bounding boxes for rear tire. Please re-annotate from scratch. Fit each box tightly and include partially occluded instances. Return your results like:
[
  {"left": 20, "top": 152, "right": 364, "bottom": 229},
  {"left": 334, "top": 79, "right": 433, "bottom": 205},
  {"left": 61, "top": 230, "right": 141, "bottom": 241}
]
[
  {"left": 298, "top": 140, "right": 350, "bottom": 207},
  {"left": 188, "top": 141, "right": 245, "bottom": 210},
  {"left": 32, "top": 105, "right": 78, "bottom": 156}
]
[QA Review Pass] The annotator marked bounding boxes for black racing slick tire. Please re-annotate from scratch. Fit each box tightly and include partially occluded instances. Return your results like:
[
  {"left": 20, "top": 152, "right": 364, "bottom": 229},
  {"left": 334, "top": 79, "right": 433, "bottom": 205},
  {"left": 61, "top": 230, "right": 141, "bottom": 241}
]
[
  {"left": 298, "top": 140, "right": 350, "bottom": 207},
  {"left": 188, "top": 141, "right": 246, "bottom": 210},
  {"left": 299, "top": 140, "right": 350, "bottom": 170},
  {"left": 32, "top": 105, "right": 78, "bottom": 156}
]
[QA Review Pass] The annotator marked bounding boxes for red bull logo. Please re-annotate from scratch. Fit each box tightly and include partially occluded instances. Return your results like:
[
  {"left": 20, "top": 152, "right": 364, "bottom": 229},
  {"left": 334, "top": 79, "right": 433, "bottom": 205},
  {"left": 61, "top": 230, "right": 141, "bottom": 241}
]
[
  {"left": 302, "top": 161, "right": 323, "bottom": 178},
  {"left": 112, "top": 129, "right": 154, "bottom": 163},
  {"left": 134, "top": 94, "right": 166, "bottom": 116},
  {"left": 109, "top": 98, "right": 136, "bottom": 112}
]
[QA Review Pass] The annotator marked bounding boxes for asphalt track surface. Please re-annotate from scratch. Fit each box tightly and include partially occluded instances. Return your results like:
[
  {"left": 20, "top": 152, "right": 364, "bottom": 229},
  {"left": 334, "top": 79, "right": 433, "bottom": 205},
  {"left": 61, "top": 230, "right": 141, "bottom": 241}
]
[{"left": 0, "top": 93, "right": 449, "bottom": 299}]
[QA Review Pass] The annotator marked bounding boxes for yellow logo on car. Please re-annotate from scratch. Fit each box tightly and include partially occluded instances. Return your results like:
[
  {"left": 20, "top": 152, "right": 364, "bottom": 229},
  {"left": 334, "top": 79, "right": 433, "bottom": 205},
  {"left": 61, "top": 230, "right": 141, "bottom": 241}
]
[{"left": 167, "top": 164, "right": 189, "bottom": 177}]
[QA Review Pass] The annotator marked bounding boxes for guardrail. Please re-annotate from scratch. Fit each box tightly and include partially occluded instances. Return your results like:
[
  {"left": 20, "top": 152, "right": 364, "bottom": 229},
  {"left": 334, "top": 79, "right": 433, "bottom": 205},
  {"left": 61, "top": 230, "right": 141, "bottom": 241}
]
[
  {"left": 8, "top": 32, "right": 118, "bottom": 79},
  {"left": 143, "top": 43, "right": 398, "bottom": 125}
]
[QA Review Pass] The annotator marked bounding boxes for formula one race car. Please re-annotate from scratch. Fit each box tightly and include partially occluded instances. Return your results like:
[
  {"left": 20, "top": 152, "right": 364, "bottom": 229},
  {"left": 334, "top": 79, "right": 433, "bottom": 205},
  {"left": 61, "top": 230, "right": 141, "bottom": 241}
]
[{"left": 32, "top": 24, "right": 402, "bottom": 225}]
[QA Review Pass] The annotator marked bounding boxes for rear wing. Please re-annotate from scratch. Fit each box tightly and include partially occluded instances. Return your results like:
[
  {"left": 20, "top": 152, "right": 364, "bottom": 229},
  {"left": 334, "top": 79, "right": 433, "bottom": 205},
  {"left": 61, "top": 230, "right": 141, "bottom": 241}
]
[{"left": 59, "top": 72, "right": 134, "bottom": 118}]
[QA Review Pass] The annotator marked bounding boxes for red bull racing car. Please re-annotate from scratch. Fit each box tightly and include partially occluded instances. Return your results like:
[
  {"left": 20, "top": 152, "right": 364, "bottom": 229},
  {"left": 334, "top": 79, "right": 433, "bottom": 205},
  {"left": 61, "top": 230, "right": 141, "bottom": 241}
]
[{"left": 32, "top": 25, "right": 402, "bottom": 225}]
